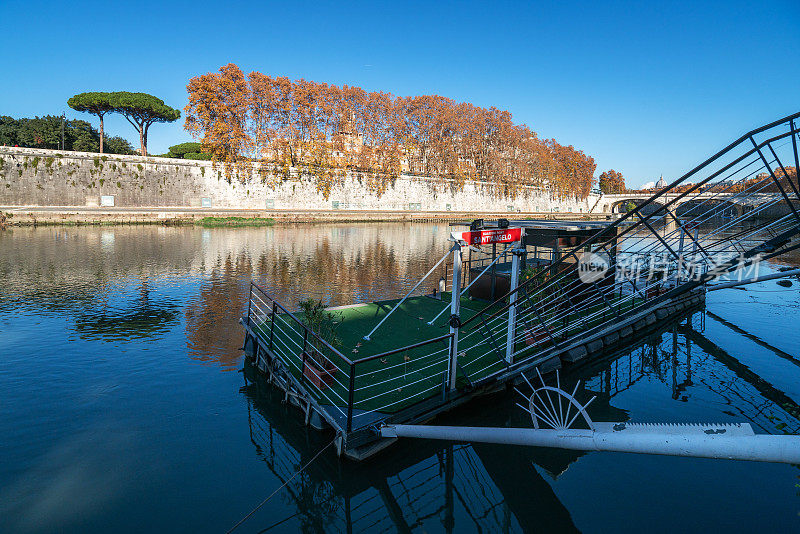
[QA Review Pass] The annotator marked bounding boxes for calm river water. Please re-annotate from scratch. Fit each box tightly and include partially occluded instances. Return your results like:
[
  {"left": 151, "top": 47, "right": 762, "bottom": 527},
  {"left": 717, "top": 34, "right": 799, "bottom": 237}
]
[{"left": 1, "top": 223, "right": 799, "bottom": 533}]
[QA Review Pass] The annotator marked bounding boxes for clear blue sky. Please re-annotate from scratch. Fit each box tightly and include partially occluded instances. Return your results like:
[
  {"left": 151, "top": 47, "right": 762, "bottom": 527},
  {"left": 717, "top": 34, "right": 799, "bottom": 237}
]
[{"left": 2, "top": 0, "right": 798, "bottom": 187}]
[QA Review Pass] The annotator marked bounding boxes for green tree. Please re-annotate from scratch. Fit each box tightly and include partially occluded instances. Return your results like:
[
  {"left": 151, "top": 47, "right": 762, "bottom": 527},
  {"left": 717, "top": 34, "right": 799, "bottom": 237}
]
[
  {"left": 13, "top": 116, "right": 96, "bottom": 150},
  {"left": 104, "top": 136, "right": 136, "bottom": 155},
  {"left": 168, "top": 141, "right": 203, "bottom": 156},
  {"left": 16, "top": 116, "right": 65, "bottom": 148},
  {"left": 67, "top": 92, "right": 114, "bottom": 153},
  {"left": 0, "top": 114, "right": 133, "bottom": 153},
  {"left": 166, "top": 141, "right": 207, "bottom": 159},
  {"left": 73, "top": 130, "right": 99, "bottom": 152},
  {"left": 110, "top": 92, "right": 180, "bottom": 156},
  {"left": 0, "top": 116, "right": 20, "bottom": 146},
  {"left": 164, "top": 142, "right": 211, "bottom": 160},
  {"left": 184, "top": 152, "right": 212, "bottom": 160}
]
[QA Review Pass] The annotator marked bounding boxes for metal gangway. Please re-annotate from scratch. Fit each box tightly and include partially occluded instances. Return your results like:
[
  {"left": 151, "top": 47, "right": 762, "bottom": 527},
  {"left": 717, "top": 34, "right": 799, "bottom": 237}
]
[
  {"left": 378, "top": 112, "right": 800, "bottom": 464},
  {"left": 453, "top": 111, "right": 800, "bottom": 381}
]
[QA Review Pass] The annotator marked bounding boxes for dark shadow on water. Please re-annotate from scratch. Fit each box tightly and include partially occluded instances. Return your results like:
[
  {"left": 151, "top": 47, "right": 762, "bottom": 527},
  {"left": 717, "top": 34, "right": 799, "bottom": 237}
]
[
  {"left": 74, "top": 306, "right": 179, "bottom": 341},
  {"left": 237, "top": 305, "right": 800, "bottom": 532}
]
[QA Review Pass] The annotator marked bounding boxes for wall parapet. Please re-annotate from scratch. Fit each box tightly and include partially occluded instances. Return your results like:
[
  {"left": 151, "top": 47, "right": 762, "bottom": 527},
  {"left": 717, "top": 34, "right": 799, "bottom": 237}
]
[{"left": 0, "top": 147, "right": 597, "bottom": 213}]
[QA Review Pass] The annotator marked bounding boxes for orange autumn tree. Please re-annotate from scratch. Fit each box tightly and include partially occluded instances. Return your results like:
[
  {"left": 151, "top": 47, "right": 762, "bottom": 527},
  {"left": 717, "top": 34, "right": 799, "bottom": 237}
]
[
  {"left": 598, "top": 169, "right": 626, "bottom": 194},
  {"left": 185, "top": 63, "right": 254, "bottom": 179},
  {"left": 185, "top": 63, "right": 598, "bottom": 200}
]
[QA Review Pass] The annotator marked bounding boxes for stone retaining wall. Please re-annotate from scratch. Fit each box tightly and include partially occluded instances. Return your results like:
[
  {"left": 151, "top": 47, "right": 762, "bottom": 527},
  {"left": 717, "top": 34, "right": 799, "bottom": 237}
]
[{"left": 0, "top": 147, "right": 598, "bottom": 214}]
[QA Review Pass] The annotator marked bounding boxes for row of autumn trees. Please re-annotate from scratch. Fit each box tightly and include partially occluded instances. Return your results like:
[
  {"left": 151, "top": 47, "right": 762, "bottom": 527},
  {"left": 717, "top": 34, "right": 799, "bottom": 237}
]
[
  {"left": 723, "top": 166, "right": 798, "bottom": 193},
  {"left": 185, "top": 64, "right": 597, "bottom": 199}
]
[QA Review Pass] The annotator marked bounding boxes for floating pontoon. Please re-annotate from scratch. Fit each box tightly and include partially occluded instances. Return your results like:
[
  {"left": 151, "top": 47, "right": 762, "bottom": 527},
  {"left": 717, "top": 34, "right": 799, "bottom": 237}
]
[{"left": 241, "top": 112, "right": 800, "bottom": 461}]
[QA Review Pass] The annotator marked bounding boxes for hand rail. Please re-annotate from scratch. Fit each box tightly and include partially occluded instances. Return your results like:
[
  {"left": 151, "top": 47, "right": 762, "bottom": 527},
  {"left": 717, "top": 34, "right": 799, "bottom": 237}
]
[
  {"left": 460, "top": 116, "right": 800, "bottom": 328},
  {"left": 247, "top": 282, "right": 459, "bottom": 433},
  {"left": 351, "top": 333, "right": 454, "bottom": 364},
  {"left": 249, "top": 281, "right": 354, "bottom": 366}
]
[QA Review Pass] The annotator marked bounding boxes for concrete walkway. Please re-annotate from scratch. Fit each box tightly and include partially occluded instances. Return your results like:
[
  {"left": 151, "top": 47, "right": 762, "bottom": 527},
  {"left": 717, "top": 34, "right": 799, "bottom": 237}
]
[{"left": 0, "top": 206, "right": 612, "bottom": 225}]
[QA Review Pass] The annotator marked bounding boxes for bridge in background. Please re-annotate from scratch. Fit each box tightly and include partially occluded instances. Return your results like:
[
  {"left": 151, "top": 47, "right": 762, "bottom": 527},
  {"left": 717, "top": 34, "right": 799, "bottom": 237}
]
[{"left": 595, "top": 192, "right": 787, "bottom": 215}]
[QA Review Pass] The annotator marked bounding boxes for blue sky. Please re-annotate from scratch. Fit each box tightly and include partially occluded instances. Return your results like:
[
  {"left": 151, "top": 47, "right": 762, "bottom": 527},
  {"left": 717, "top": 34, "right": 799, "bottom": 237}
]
[{"left": 2, "top": 0, "right": 798, "bottom": 187}]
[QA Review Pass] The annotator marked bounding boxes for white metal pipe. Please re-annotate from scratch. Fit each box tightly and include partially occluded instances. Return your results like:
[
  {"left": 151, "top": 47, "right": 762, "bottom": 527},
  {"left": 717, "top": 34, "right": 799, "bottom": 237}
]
[
  {"left": 505, "top": 244, "right": 522, "bottom": 363},
  {"left": 428, "top": 242, "right": 514, "bottom": 325},
  {"left": 708, "top": 268, "right": 800, "bottom": 290},
  {"left": 448, "top": 243, "right": 463, "bottom": 391},
  {"left": 363, "top": 245, "right": 454, "bottom": 340},
  {"left": 380, "top": 423, "right": 800, "bottom": 464}
]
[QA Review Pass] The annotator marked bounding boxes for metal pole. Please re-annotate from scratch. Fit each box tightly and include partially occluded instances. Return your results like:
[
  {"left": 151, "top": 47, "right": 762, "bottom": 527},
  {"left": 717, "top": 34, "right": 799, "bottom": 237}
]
[
  {"left": 707, "top": 268, "right": 800, "bottom": 290},
  {"left": 269, "top": 301, "right": 277, "bottom": 351},
  {"left": 301, "top": 329, "right": 308, "bottom": 383},
  {"left": 750, "top": 137, "right": 800, "bottom": 222},
  {"left": 491, "top": 243, "right": 497, "bottom": 301},
  {"left": 429, "top": 242, "right": 514, "bottom": 325},
  {"left": 380, "top": 423, "right": 800, "bottom": 464},
  {"left": 792, "top": 120, "right": 800, "bottom": 198},
  {"left": 444, "top": 444, "right": 454, "bottom": 534},
  {"left": 676, "top": 226, "right": 685, "bottom": 282},
  {"left": 345, "top": 496, "right": 353, "bottom": 534},
  {"left": 363, "top": 247, "right": 453, "bottom": 340},
  {"left": 347, "top": 364, "right": 355, "bottom": 432},
  {"left": 448, "top": 243, "right": 462, "bottom": 391},
  {"left": 247, "top": 283, "right": 252, "bottom": 324},
  {"left": 505, "top": 242, "right": 522, "bottom": 363}
]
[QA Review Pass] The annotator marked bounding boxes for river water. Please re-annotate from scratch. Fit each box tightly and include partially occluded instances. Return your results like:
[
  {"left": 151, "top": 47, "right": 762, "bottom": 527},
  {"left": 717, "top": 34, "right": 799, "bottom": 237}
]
[{"left": 1, "top": 223, "right": 799, "bottom": 533}]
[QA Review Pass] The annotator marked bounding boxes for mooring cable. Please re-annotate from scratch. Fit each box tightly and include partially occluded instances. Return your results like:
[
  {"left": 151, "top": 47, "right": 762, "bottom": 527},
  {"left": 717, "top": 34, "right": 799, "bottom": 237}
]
[{"left": 225, "top": 437, "right": 337, "bottom": 534}]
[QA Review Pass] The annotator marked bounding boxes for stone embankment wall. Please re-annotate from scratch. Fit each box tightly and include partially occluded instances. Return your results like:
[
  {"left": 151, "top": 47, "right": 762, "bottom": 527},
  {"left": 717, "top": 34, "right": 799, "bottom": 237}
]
[{"left": 0, "top": 147, "right": 597, "bottom": 214}]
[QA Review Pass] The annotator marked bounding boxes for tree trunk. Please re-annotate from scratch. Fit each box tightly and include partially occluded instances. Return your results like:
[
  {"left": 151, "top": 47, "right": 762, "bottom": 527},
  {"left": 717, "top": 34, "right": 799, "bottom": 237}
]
[
  {"left": 143, "top": 122, "right": 150, "bottom": 157},
  {"left": 139, "top": 126, "right": 146, "bottom": 157},
  {"left": 99, "top": 114, "right": 104, "bottom": 153}
]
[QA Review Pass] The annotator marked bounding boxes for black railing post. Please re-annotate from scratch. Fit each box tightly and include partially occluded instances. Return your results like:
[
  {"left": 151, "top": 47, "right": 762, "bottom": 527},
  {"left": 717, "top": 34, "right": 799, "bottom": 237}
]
[
  {"left": 269, "top": 301, "right": 277, "bottom": 351},
  {"left": 301, "top": 329, "right": 309, "bottom": 383},
  {"left": 247, "top": 282, "right": 253, "bottom": 324},
  {"left": 347, "top": 364, "right": 356, "bottom": 433},
  {"left": 791, "top": 120, "right": 800, "bottom": 197}
]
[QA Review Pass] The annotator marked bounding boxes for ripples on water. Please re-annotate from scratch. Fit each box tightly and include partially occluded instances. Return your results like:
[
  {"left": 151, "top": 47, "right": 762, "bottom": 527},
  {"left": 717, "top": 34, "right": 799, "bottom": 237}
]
[{"left": 1, "top": 224, "right": 799, "bottom": 533}]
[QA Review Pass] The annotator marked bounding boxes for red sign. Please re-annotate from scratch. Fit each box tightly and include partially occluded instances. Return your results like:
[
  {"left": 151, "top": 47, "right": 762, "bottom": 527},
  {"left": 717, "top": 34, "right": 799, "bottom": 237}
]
[{"left": 458, "top": 227, "right": 522, "bottom": 246}]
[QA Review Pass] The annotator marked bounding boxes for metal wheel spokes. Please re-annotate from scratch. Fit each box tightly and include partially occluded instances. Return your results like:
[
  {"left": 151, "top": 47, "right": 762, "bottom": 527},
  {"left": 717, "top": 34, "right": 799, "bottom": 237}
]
[{"left": 515, "top": 369, "right": 596, "bottom": 430}]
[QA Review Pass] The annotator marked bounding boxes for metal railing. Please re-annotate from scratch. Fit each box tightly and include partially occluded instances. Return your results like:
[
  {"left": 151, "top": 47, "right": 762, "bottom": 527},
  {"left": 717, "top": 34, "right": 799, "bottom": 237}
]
[
  {"left": 457, "top": 111, "right": 800, "bottom": 377},
  {"left": 246, "top": 282, "right": 456, "bottom": 433},
  {"left": 246, "top": 283, "right": 354, "bottom": 429},
  {"left": 244, "top": 111, "right": 800, "bottom": 437}
]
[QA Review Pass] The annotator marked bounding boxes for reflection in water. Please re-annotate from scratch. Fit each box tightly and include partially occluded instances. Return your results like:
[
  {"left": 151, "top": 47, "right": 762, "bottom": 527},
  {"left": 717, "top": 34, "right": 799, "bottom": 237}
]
[
  {"left": 180, "top": 224, "right": 451, "bottom": 369},
  {"left": 238, "top": 302, "right": 800, "bottom": 532},
  {"left": 243, "top": 362, "right": 564, "bottom": 533},
  {"left": 75, "top": 280, "right": 180, "bottom": 341},
  {"left": 2, "top": 224, "right": 800, "bottom": 532},
  {"left": 0, "top": 224, "right": 451, "bottom": 369}
]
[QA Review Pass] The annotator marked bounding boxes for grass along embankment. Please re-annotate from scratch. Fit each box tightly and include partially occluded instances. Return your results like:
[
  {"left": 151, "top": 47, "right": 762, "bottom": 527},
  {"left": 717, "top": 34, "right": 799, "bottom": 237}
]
[
  {"left": 195, "top": 217, "right": 275, "bottom": 227},
  {"left": 0, "top": 207, "right": 611, "bottom": 228},
  {"left": 0, "top": 211, "right": 276, "bottom": 228}
]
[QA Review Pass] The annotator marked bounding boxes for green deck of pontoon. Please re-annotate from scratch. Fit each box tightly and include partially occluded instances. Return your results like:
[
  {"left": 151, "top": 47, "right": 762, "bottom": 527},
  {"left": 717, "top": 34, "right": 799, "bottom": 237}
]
[
  {"left": 253, "top": 291, "right": 640, "bottom": 423},
  {"left": 331, "top": 293, "right": 492, "bottom": 357}
]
